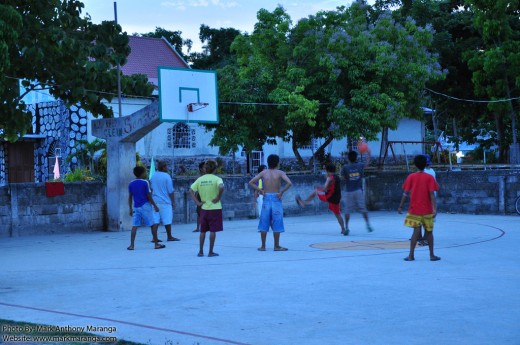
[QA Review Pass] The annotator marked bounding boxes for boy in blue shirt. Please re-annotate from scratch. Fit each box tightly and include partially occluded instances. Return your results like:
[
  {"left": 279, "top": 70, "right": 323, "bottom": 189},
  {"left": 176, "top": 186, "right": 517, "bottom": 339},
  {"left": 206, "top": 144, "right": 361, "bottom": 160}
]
[{"left": 127, "top": 166, "right": 165, "bottom": 250}]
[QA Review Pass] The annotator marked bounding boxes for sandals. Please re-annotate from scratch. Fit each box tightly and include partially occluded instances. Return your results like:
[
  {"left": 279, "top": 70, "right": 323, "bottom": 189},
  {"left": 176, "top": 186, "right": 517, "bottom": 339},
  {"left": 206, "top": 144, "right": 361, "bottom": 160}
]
[
  {"left": 403, "top": 257, "right": 414, "bottom": 261},
  {"left": 274, "top": 247, "right": 288, "bottom": 251},
  {"left": 154, "top": 244, "right": 166, "bottom": 249},
  {"left": 430, "top": 256, "right": 441, "bottom": 261}
]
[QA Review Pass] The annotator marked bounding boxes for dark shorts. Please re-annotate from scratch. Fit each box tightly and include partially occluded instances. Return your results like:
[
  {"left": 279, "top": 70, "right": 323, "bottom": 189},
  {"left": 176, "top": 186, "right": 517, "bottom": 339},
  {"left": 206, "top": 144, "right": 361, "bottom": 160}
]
[{"left": 200, "top": 209, "right": 223, "bottom": 232}]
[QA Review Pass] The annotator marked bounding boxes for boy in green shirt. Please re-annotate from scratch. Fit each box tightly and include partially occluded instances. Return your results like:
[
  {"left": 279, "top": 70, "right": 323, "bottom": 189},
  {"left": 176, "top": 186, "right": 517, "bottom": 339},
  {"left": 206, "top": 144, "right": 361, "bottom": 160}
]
[{"left": 189, "top": 160, "right": 225, "bottom": 257}]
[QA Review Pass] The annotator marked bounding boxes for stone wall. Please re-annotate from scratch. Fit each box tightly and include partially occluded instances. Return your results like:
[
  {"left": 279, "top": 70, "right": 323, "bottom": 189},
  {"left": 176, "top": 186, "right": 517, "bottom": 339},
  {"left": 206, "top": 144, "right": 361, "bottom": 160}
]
[
  {"left": 0, "top": 182, "right": 105, "bottom": 238},
  {"left": 366, "top": 169, "right": 520, "bottom": 215},
  {"left": 1, "top": 170, "right": 518, "bottom": 237}
]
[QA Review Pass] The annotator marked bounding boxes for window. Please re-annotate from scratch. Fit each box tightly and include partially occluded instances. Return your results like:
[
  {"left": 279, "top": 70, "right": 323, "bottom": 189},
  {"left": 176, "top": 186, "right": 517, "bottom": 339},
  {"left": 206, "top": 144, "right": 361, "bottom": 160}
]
[{"left": 168, "top": 123, "right": 196, "bottom": 149}]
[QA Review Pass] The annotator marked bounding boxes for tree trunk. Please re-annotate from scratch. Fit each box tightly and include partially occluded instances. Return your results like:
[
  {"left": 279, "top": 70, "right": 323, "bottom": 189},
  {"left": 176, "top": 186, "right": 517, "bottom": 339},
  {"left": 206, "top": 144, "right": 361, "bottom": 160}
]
[
  {"left": 379, "top": 127, "right": 389, "bottom": 167},
  {"left": 291, "top": 139, "right": 306, "bottom": 168},
  {"left": 494, "top": 112, "right": 507, "bottom": 163}
]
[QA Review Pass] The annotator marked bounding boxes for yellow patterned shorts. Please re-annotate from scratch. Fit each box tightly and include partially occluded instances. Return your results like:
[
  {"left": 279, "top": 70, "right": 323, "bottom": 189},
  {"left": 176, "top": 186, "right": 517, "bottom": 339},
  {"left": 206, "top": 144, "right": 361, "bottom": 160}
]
[{"left": 404, "top": 213, "right": 435, "bottom": 232}]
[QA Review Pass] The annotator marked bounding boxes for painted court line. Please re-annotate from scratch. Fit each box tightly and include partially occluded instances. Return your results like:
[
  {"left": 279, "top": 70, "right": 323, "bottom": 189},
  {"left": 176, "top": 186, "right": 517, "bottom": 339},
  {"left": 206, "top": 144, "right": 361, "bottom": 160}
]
[{"left": 0, "top": 302, "right": 251, "bottom": 345}]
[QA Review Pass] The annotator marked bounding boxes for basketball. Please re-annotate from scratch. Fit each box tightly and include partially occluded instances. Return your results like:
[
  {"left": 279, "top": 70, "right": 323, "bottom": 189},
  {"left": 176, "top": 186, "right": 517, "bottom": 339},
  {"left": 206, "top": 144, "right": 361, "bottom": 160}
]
[{"left": 358, "top": 141, "right": 368, "bottom": 153}]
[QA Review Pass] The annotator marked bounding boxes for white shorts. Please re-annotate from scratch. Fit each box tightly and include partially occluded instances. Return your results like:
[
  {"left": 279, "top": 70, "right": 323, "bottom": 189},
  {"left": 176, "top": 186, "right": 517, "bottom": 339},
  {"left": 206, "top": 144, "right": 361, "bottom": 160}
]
[{"left": 153, "top": 203, "right": 173, "bottom": 225}]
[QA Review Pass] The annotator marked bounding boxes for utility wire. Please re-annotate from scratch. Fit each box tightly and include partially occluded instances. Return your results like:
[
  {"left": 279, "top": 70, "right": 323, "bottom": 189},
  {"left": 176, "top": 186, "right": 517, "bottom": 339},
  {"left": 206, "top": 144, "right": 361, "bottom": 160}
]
[{"left": 426, "top": 88, "right": 520, "bottom": 103}]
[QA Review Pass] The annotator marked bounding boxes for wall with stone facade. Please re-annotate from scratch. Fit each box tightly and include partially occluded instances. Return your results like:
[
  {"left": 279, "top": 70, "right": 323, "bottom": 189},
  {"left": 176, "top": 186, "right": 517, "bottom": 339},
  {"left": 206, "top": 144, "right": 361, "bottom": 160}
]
[{"left": 1, "top": 170, "right": 518, "bottom": 237}]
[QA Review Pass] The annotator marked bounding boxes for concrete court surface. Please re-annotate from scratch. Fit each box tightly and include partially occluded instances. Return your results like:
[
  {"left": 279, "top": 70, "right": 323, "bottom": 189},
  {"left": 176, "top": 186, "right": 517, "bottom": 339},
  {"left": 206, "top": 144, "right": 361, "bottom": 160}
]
[{"left": 1, "top": 211, "right": 519, "bottom": 345}]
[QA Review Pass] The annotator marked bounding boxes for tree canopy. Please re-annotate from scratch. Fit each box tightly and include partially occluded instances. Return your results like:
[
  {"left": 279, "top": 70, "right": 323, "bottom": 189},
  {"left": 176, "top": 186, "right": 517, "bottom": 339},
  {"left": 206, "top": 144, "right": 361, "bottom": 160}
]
[
  {"left": 209, "top": 1, "right": 444, "bottom": 166},
  {"left": 0, "top": 0, "right": 153, "bottom": 142}
]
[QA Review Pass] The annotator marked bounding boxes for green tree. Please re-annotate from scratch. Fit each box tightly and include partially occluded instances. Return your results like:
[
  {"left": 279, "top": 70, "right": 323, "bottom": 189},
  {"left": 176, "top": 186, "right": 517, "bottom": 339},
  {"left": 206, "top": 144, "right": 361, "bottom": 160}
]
[
  {"left": 465, "top": 0, "right": 520, "bottom": 162},
  {"left": 139, "top": 27, "right": 192, "bottom": 61},
  {"left": 189, "top": 25, "right": 241, "bottom": 69},
  {"left": 0, "top": 0, "right": 152, "bottom": 142},
  {"left": 221, "top": 2, "right": 443, "bottom": 167}
]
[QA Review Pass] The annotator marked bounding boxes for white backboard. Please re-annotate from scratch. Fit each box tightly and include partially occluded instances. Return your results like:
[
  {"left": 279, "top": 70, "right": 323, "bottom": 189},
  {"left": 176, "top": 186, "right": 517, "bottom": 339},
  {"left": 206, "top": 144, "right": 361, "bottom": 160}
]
[{"left": 158, "top": 67, "right": 218, "bottom": 123}]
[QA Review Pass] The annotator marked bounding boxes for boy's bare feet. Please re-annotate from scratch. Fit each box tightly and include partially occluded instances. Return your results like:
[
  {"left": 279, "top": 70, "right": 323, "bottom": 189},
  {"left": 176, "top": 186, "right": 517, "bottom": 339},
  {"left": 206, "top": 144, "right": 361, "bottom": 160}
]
[{"left": 295, "top": 195, "right": 305, "bottom": 207}]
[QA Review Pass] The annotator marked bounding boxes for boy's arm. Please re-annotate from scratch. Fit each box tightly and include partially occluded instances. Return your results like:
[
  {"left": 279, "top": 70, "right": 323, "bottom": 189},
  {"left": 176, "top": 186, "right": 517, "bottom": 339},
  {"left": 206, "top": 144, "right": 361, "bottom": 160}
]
[
  {"left": 212, "top": 183, "right": 225, "bottom": 204},
  {"left": 278, "top": 172, "right": 293, "bottom": 199},
  {"left": 128, "top": 194, "right": 133, "bottom": 216},
  {"left": 364, "top": 148, "right": 371, "bottom": 167},
  {"left": 398, "top": 191, "right": 409, "bottom": 214},
  {"left": 322, "top": 176, "right": 333, "bottom": 190},
  {"left": 169, "top": 192, "right": 176, "bottom": 209},
  {"left": 430, "top": 191, "right": 437, "bottom": 217},
  {"left": 249, "top": 172, "right": 264, "bottom": 195},
  {"left": 147, "top": 193, "right": 159, "bottom": 212},
  {"left": 189, "top": 188, "right": 203, "bottom": 207}
]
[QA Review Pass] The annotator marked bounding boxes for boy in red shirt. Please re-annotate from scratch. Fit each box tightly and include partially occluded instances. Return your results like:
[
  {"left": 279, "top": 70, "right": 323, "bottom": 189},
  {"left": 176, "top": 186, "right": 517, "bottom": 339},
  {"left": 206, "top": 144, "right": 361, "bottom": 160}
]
[
  {"left": 398, "top": 155, "right": 440, "bottom": 261},
  {"left": 296, "top": 163, "right": 346, "bottom": 235}
]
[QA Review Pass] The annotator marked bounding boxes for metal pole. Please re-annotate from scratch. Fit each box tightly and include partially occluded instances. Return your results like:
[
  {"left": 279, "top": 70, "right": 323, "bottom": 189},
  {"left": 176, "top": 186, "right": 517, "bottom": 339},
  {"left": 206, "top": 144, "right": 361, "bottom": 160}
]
[{"left": 114, "top": 2, "right": 123, "bottom": 118}]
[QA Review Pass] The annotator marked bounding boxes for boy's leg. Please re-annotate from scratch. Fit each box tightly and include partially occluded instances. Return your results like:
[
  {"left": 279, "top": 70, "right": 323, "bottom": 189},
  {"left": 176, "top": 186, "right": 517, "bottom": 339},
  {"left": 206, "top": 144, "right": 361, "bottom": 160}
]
[
  {"left": 424, "top": 230, "right": 440, "bottom": 260},
  {"left": 302, "top": 190, "right": 317, "bottom": 204},
  {"left": 259, "top": 231, "right": 267, "bottom": 250},
  {"left": 198, "top": 231, "right": 206, "bottom": 256},
  {"left": 334, "top": 213, "right": 346, "bottom": 234},
  {"left": 151, "top": 224, "right": 165, "bottom": 249},
  {"left": 273, "top": 232, "right": 288, "bottom": 250},
  {"left": 362, "top": 212, "right": 373, "bottom": 232},
  {"left": 208, "top": 232, "right": 217, "bottom": 256},
  {"left": 128, "top": 226, "right": 138, "bottom": 250},
  {"left": 405, "top": 226, "right": 421, "bottom": 261}
]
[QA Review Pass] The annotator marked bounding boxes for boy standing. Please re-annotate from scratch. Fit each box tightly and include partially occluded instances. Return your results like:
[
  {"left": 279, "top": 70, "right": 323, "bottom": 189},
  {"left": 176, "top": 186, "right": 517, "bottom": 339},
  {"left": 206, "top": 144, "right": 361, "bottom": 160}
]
[
  {"left": 150, "top": 160, "right": 179, "bottom": 242},
  {"left": 193, "top": 161, "right": 206, "bottom": 232},
  {"left": 189, "top": 160, "right": 224, "bottom": 257},
  {"left": 128, "top": 166, "right": 165, "bottom": 250},
  {"left": 296, "top": 163, "right": 346, "bottom": 234},
  {"left": 398, "top": 155, "right": 440, "bottom": 261},
  {"left": 249, "top": 154, "right": 293, "bottom": 251},
  {"left": 341, "top": 150, "right": 374, "bottom": 235}
]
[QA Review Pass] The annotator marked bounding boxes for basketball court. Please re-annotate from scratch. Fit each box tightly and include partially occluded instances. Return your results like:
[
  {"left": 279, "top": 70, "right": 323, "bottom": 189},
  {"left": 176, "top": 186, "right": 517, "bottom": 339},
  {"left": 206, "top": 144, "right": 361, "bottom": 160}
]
[{"left": 1, "top": 211, "right": 518, "bottom": 345}]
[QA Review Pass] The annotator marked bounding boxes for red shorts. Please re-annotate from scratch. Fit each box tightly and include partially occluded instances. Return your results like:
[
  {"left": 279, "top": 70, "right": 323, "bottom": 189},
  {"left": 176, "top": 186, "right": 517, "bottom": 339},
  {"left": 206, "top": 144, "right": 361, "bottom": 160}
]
[
  {"left": 318, "top": 193, "right": 341, "bottom": 215},
  {"left": 199, "top": 209, "right": 223, "bottom": 232}
]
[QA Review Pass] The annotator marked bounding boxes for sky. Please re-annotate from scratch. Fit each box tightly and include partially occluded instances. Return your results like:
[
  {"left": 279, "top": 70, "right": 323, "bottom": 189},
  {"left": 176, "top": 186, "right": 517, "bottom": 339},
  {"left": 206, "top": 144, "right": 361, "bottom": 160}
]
[{"left": 81, "top": 0, "right": 365, "bottom": 53}]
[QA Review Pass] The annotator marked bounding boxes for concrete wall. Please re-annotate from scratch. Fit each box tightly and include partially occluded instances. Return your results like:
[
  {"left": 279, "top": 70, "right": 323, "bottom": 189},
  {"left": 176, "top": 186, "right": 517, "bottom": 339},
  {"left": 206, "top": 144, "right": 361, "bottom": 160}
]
[
  {"left": 0, "top": 182, "right": 106, "bottom": 238},
  {"left": 1, "top": 170, "right": 518, "bottom": 237}
]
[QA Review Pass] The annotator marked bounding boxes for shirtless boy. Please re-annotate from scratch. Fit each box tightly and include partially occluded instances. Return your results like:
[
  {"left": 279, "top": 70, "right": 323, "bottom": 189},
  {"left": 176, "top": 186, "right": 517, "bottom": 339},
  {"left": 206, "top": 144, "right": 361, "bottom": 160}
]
[{"left": 249, "top": 154, "right": 293, "bottom": 251}]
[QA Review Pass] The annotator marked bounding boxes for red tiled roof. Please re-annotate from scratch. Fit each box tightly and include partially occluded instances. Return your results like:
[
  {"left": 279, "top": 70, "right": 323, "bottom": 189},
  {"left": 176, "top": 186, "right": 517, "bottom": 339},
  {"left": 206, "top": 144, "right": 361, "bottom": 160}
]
[{"left": 121, "top": 36, "right": 188, "bottom": 85}]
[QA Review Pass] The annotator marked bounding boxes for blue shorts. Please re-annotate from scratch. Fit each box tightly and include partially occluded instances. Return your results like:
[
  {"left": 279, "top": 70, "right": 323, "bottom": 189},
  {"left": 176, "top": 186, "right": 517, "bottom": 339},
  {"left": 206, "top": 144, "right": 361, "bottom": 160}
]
[
  {"left": 132, "top": 203, "right": 154, "bottom": 227},
  {"left": 258, "top": 194, "right": 284, "bottom": 232}
]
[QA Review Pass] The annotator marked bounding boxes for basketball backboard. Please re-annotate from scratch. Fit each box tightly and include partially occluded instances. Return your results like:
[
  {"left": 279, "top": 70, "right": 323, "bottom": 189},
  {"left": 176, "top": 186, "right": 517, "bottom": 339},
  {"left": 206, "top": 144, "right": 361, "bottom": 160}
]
[{"left": 158, "top": 67, "right": 218, "bottom": 124}]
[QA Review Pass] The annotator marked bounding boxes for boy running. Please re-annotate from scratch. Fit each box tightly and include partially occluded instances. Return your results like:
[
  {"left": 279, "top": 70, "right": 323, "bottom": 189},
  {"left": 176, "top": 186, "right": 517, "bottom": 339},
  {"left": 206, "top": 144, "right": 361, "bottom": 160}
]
[{"left": 296, "top": 163, "right": 346, "bottom": 234}]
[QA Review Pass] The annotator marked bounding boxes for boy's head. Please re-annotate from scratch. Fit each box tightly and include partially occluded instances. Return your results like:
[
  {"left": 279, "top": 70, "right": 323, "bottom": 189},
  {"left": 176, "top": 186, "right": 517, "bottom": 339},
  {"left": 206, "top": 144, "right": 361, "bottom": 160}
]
[
  {"left": 258, "top": 164, "right": 267, "bottom": 173},
  {"left": 198, "top": 161, "right": 206, "bottom": 173},
  {"left": 347, "top": 151, "right": 358, "bottom": 163},
  {"left": 204, "top": 160, "right": 218, "bottom": 174},
  {"left": 267, "top": 154, "right": 279, "bottom": 169},
  {"left": 157, "top": 160, "right": 168, "bottom": 172},
  {"left": 325, "top": 163, "right": 336, "bottom": 174},
  {"left": 414, "top": 155, "right": 427, "bottom": 170},
  {"left": 423, "top": 154, "right": 432, "bottom": 166},
  {"left": 133, "top": 166, "right": 146, "bottom": 178}
]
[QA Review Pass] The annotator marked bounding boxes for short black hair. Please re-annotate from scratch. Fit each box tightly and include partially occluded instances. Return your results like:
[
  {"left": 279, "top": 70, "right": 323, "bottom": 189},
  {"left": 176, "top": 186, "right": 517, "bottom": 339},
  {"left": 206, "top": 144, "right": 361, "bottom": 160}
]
[
  {"left": 267, "top": 154, "right": 279, "bottom": 169},
  {"left": 198, "top": 161, "right": 205, "bottom": 170},
  {"left": 157, "top": 160, "right": 167, "bottom": 171},
  {"left": 348, "top": 151, "right": 358, "bottom": 163},
  {"left": 133, "top": 166, "right": 145, "bottom": 178},
  {"left": 325, "top": 163, "right": 336, "bottom": 173},
  {"left": 204, "top": 160, "right": 218, "bottom": 174},
  {"left": 414, "top": 155, "right": 427, "bottom": 170}
]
